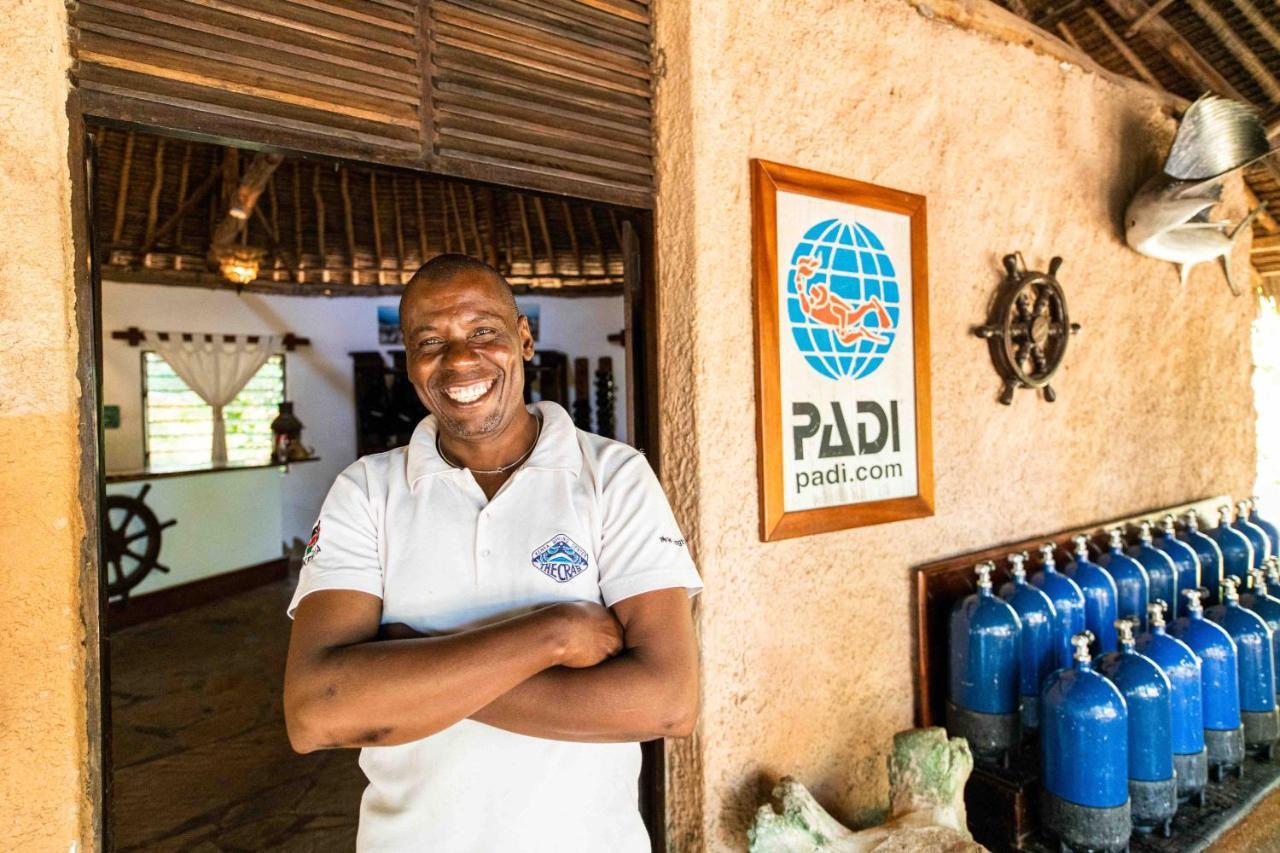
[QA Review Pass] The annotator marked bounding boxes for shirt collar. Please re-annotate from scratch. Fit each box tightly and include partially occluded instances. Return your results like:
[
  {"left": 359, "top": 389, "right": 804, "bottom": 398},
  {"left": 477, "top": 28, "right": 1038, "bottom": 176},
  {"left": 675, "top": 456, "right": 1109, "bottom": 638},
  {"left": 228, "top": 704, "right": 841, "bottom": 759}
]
[{"left": 406, "top": 400, "right": 580, "bottom": 490}]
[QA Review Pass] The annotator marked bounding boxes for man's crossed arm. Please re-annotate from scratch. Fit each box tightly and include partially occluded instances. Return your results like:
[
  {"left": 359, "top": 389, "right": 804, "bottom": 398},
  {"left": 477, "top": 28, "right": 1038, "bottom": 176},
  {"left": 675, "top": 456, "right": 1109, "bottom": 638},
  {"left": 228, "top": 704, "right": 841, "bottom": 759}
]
[{"left": 283, "top": 588, "right": 699, "bottom": 752}]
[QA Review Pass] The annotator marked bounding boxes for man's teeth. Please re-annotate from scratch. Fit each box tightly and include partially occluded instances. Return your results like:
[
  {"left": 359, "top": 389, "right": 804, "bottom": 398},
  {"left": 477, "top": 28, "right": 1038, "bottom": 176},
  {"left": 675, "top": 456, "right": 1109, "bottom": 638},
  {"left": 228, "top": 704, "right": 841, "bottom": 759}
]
[{"left": 443, "top": 379, "right": 494, "bottom": 403}]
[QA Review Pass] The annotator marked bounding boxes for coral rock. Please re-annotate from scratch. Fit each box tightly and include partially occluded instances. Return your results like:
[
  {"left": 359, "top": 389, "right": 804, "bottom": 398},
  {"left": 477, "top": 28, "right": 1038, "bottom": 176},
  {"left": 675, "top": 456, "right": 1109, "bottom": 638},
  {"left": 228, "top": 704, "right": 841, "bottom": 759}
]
[{"left": 748, "top": 728, "right": 985, "bottom": 853}]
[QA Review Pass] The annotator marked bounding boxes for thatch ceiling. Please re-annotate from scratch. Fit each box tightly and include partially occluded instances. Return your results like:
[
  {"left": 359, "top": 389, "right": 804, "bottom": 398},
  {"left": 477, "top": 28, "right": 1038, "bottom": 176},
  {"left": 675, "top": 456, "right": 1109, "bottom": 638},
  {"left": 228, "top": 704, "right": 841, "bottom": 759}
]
[
  {"left": 91, "top": 126, "right": 629, "bottom": 296},
  {"left": 994, "top": 0, "right": 1280, "bottom": 289}
]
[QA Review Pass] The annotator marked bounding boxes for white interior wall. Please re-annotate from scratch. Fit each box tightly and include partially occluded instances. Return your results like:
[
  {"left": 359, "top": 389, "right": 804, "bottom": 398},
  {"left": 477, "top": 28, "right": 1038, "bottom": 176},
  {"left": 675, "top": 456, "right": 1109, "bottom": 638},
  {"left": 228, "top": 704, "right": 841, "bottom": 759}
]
[
  {"left": 101, "top": 280, "right": 627, "bottom": 567},
  {"left": 105, "top": 468, "right": 284, "bottom": 596}
]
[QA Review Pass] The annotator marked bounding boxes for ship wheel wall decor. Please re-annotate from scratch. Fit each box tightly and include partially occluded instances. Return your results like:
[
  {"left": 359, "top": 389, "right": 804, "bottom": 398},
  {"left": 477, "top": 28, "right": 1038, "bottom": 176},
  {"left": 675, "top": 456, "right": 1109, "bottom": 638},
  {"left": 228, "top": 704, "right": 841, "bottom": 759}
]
[
  {"left": 104, "top": 483, "right": 178, "bottom": 603},
  {"left": 973, "top": 253, "right": 1081, "bottom": 405}
]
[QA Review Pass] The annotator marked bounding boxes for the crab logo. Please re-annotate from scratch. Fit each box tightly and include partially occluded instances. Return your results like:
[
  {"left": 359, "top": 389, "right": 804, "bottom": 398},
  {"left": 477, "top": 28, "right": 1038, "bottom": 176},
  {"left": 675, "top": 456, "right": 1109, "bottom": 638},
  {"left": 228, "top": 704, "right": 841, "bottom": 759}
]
[
  {"left": 786, "top": 219, "right": 901, "bottom": 380},
  {"left": 531, "top": 534, "right": 590, "bottom": 583}
]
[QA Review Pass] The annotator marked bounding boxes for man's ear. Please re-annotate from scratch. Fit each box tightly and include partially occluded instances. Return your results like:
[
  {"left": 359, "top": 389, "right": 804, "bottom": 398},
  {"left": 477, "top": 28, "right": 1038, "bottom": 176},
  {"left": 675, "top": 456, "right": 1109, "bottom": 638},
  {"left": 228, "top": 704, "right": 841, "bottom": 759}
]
[{"left": 517, "top": 314, "right": 535, "bottom": 360}]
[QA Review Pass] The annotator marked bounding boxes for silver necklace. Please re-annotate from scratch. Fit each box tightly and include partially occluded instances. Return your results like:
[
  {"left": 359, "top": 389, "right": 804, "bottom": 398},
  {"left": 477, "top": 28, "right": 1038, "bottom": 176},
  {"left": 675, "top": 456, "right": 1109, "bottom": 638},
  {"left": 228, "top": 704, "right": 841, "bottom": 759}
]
[{"left": 436, "top": 415, "right": 542, "bottom": 475}]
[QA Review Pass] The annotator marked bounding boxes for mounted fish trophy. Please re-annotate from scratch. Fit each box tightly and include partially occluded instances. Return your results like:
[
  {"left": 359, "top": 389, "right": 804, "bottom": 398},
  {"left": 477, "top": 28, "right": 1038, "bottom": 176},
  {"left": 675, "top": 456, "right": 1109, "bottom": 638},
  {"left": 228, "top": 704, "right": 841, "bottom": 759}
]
[{"left": 1125, "top": 95, "right": 1273, "bottom": 295}]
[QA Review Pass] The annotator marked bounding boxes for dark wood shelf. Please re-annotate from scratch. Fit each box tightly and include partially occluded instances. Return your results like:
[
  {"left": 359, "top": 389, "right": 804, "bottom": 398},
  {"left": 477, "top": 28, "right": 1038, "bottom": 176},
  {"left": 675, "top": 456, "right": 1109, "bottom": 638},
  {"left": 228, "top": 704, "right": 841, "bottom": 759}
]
[{"left": 104, "top": 457, "right": 321, "bottom": 485}]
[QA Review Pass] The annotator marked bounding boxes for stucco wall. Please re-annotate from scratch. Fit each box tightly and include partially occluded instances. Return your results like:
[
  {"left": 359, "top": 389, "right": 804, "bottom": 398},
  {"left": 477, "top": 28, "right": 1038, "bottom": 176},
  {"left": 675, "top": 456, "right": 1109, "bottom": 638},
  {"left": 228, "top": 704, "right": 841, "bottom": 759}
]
[
  {"left": 0, "top": 1, "right": 93, "bottom": 851},
  {"left": 652, "top": 0, "right": 1258, "bottom": 849}
]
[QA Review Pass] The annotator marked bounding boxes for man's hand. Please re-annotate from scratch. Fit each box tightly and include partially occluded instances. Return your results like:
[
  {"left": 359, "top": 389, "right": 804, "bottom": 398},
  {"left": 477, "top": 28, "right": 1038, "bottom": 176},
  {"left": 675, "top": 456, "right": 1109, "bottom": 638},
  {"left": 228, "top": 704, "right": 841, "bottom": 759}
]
[
  {"left": 469, "top": 588, "right": 698, "bottom": 742},
  {"left": 550, "top": 601, "right": 624, "bottom": 668}
]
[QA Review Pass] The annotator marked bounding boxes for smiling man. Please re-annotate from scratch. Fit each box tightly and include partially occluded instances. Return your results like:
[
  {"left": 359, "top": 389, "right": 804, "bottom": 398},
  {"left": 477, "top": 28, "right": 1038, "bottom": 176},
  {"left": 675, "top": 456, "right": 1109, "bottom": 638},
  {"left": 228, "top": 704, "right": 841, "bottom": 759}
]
[{"left": 283, "top": 254, "right": 702, "bottom": 852}]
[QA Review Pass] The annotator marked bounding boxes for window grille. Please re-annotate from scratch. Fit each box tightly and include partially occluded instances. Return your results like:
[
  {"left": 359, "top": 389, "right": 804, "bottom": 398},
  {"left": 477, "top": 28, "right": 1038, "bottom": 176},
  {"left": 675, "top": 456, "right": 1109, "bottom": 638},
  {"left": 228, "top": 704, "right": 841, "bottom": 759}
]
[{"left": 142, "top": 352, "right": 285, "bottom": 469}]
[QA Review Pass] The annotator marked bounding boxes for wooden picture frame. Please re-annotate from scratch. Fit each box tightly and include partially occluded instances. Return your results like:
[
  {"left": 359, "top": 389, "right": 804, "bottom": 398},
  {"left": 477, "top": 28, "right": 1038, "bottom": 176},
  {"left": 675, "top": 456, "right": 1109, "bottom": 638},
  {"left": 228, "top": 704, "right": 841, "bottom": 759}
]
[{"left": 751, "top": 160, "right": 933, "bottom": 541}]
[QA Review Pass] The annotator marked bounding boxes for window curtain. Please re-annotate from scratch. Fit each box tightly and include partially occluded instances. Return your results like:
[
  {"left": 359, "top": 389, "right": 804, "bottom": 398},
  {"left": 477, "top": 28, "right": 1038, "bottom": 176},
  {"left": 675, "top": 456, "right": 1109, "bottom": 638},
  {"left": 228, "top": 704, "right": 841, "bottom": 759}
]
[{"left": 147, "top": 332, "right": 279, "bottom": 463}]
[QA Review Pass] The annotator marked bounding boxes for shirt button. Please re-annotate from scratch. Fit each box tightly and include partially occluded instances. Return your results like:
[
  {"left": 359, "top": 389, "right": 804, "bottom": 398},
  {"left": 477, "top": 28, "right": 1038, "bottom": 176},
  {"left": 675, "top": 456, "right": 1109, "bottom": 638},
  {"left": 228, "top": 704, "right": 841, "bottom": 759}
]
[{"left": 480, "top": 549, "right": 491, "bottom": 557}]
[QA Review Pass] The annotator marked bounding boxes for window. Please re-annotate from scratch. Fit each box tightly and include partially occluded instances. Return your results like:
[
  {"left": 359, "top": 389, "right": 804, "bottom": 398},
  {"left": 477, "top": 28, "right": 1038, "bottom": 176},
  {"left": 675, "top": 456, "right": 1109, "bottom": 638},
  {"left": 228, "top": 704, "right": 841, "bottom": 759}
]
[{"left": 143, "top": 352, "right": 285, "bottom": 469}]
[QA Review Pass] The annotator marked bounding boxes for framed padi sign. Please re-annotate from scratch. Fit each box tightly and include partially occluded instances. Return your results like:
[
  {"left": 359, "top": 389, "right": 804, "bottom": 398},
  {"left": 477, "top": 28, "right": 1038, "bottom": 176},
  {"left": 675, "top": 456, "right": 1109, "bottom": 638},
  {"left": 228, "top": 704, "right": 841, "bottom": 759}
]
[{"left": 751, "top": 160, "right": 933, "bottom": 541}]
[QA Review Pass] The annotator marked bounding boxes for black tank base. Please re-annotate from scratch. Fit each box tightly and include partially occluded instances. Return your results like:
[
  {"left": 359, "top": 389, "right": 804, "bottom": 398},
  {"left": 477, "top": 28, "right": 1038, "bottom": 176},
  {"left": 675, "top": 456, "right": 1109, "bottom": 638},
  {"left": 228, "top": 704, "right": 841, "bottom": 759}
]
[
  {"left": 1174, "top": 749, "right": 1208, "bottom": 805},
  {"left": 1040, "top": 789, "right": 1131, "bottom": 853},
  {"left": 946, "top": 700, "right": 1017, "bottom": 766},
  {"left": 1206, "top": 725, "right": 1245, "bottom": 782},
  {"left": 1128, "top": 776, "right": 1177, "bottom": 837},
  {"left": 1242, "top": 708, "right": 1280, "bottom": 758}
]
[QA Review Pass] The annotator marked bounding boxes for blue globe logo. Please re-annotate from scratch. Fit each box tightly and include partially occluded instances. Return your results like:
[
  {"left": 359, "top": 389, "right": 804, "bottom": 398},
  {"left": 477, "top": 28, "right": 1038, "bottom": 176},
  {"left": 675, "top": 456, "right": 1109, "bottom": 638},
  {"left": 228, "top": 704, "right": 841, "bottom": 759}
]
[{"left": 786, "top": 218, "right": 901, "bottom": 380}]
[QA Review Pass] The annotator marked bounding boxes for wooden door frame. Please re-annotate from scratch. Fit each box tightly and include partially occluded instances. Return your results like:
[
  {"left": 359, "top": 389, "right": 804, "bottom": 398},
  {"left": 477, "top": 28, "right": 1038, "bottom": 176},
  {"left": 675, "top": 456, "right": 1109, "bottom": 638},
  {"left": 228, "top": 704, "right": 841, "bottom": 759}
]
[{"left": 69, "top": 113, "right": 667, "bottom": 851}]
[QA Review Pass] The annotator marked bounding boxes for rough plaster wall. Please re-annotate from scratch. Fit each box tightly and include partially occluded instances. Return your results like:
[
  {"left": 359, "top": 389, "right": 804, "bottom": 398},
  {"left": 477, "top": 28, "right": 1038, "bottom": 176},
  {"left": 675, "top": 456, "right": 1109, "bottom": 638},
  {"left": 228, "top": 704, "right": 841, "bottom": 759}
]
[
  {"left": 0, "top": 1, "right": 91, "bottom": 851},
  {"left": 652, "top": 0, "right": 1258, "bottom": 849}
]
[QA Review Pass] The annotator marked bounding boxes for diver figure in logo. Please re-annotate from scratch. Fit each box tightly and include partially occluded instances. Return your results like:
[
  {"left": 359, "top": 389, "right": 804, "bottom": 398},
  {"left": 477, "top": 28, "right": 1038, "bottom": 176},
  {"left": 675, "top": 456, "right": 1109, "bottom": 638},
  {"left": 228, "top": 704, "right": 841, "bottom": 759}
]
[{"left": 794, "top": 255, "right": 892, "bottom": 346}]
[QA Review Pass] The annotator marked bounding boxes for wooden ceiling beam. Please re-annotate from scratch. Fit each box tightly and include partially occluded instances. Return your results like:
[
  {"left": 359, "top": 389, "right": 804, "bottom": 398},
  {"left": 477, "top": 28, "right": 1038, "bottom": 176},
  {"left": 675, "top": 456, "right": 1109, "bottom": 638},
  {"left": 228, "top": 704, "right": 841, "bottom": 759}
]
[
  {"left": 135, "top": 168, "right": 219, "bottom": 258},
  {"left": 562, "top": 199, "right": 582, "bottom": 275},
  {"left": 1243, "top": 182, "right": 1279, "bottom": 233},
  {"left": 339, "top": 167, "right": 357, "bottom": 285},
  {"left": 111, "top": 131, "right": 136, "bottom": 246},
  {"left": 312, "top": 164, "right": 329, "bottom": 284},
  {"left": 391, "top": 175, "right": 406, "bottom": 282},
  {"left": 143, "top": 138, "right": 166, "bottom": 253},
  {"left": 1123, "top": 0, "right": 1177, "bottom": 38},
  {"left": 516, "top": 194, "right": 535, "bottom": 271},
  {"left": 533, "top": 196, "right": 555, "bottom": 275},
  {"left": 1101, "top": 0, "right": 1247, "bottom": 101},
  {"left": 1055, "top": 20, "right": 1084, "bottom": 51},
  {"left": 1227, "top": 0, "right": 1280, "bottom": 55},
  {"left": 585, "top": 205, "right": 606, "bottom": 271},
  {"left": 1186, "top": 0, "right": 1280, "bottom": 102},
  {"left": 291, "top": 163, "right": 304, "bottom": 283},
  {"left": 1084, "top": 6, "right": 1161, "bottom": 89},
  {"left": 369, "top": 171, "right": 384, "bottom": 286},
  {"left": 173, "top": 142, "right": 193, "bottom": 250},
  {"left": 414, "top": 179, "right": 430, "bottom": 265},
  {"left": 208, "top": 150, "right": 284, "bottom": 267}
]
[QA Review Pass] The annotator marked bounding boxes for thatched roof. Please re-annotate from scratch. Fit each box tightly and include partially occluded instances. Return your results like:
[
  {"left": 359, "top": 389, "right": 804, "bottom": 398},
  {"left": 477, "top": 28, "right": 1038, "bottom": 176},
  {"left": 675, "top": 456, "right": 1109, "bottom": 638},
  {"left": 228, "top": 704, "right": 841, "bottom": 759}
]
[
  {"left": 91, "top": 126, "right": 629, "bottom": 296},
  {"left": 997, "top": 0, "right": 1280, "bottom": 295}
]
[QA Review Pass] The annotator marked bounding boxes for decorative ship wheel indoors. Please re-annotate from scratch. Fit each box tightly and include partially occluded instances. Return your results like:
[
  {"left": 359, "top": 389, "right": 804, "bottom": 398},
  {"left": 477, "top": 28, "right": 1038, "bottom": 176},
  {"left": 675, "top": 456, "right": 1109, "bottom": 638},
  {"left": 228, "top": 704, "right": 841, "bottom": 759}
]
[
  {"left": 973, "top": 253, "right": 1081, "bottom": 405},
  {"left": 103, "top": 483, "right": 177, "bottom": 603}
]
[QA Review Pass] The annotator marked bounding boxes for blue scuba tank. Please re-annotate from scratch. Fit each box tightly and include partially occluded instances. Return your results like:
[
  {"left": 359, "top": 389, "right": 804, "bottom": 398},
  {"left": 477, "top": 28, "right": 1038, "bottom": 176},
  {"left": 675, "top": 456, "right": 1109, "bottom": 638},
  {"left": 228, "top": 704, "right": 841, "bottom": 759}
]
[
  {"left": 1040, "top": 632, "right": 1131, "bottom": 853},
  {"left": 1207, "top": 504, "right": 1255, "bottom": 591},
  {"left": 1244, "top": 564, "right": 1280, "bottom": 705},
  {"left": 1154, "top": 514, "right": 1200, "bottom": 618},
  {"left": 1000, "top": 552, "right": 1057, "bottom": 732},
  {"left": 1030, "top": 542, "right": 1087, "bottom": 671},
  {"left": 1097, "top": 619, "right": 1177, "bottom": 836},
  {"left": 1131, "top": 522, "right": 1177, "bottom": 623},
  {"left": 1207, "top": 576, "right": 1279, "bottom": 758},
  {"left": 1170, "top": 589, "right": 1244, "bottom": 780},
  {"left": 1180, "top": 510, "right": 1224, "bottom": 605},
  {"left": 1136, "top": 601, "right": 1207, "bottom": 807},
  {"left": 1233, "top": 499, "right": 1272, "bottom": 565},
  {"left": 1098, "top": 527, "right": 1150, "bottom": 630},
  {"left": 947, "top": 561, "right": 1021, "bottom": 763},
  {"left": 1249, "top": 496, "right": 1280, "bottom": 557},
  {"left": 1064, "top": 534, "right": 1120, "bottom": 655}
]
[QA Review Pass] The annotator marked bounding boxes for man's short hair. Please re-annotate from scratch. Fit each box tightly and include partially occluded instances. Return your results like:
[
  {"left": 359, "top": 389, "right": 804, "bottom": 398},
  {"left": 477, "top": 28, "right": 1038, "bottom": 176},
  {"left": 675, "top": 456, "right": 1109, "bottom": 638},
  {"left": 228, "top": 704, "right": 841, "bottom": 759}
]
[{"left": 404, "top": 253, "right": 517, "bottom": 314}]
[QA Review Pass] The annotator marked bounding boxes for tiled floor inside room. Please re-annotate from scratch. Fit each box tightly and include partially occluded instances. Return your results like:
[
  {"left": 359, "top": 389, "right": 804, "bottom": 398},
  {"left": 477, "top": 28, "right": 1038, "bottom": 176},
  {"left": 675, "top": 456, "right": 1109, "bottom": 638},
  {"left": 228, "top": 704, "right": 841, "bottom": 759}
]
[{"left": 109, "top": 577, "right": 363, "bottom": 852}]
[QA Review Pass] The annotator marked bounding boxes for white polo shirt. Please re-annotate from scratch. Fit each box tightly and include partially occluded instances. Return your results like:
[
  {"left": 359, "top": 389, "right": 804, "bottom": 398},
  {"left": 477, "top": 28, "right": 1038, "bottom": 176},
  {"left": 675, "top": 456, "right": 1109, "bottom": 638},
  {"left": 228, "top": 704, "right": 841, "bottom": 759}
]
[{"left": 287, "top": 401, "right": 702, "bottom": 853}]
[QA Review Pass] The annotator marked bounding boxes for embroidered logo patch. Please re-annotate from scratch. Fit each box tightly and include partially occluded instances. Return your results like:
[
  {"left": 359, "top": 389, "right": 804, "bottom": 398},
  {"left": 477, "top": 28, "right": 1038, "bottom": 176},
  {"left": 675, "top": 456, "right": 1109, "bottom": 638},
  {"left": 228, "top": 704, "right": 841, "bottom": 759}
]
[
  {"left": 303, "top": 521, "right": 321, "bottom": 566},
  {"left": 531, "top": 534, "right": 589, "bottom": 583}
]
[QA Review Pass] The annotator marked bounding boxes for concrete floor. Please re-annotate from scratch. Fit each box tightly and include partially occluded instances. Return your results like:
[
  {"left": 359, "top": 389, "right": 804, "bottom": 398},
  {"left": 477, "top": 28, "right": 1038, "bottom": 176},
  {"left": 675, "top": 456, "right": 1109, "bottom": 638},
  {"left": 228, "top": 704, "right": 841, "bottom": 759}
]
[{"left": 109, "top": 577, "right": 363, "bottom": 851}]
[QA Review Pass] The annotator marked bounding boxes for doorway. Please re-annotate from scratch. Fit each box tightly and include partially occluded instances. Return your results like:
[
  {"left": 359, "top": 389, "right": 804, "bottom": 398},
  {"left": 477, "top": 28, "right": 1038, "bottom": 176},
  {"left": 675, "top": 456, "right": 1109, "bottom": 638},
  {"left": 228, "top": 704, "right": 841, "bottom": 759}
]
[{"left": 84, "top": 122, "right": 663, "bottom": 849}]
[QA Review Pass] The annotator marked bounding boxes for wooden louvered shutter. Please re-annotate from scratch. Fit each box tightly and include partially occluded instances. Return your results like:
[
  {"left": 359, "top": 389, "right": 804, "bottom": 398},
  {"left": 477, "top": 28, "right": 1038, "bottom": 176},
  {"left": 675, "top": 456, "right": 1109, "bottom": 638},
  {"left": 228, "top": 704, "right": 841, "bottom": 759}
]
[
  {"left": 71, "top": 0, "right": 657, "bottom": 208},
  {"left": 426, "top": 0, "right": 653, "bottom": 208},
  {"left": 71, "top": 0, "right": 425, "bottom": 167}
]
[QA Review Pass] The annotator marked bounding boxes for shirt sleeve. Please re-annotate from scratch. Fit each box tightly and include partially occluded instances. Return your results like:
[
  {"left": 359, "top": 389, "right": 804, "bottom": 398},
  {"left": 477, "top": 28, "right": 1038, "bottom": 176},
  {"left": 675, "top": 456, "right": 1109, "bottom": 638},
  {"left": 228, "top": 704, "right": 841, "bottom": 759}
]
[
  {"left": 286, "top": 461, "right": 384, "bottom": 620},
  {"left": 596, "top": 451, "right": 703, "bottom": 608}
]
